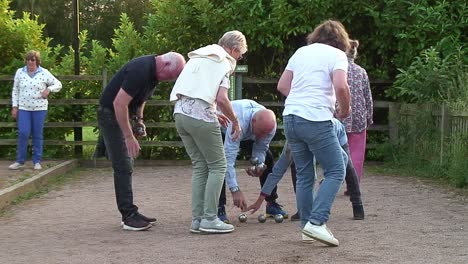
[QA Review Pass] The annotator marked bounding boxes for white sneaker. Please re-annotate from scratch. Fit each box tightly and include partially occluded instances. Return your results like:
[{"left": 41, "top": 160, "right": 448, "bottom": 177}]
[
  {"left": 302, "top": 233, "right": 316, "bottom": 243},
  {"left": 9, "top": 162, "right": 24, "bottom": 170},
  {"left": 34, "top": 163, "right": 42, "bottom": 170},
  {"left": 190, "top": 219, "right": 201, "bottom": 233},
  {"left": 302, "top": 222, "right": 339, "bottom": 246},
  {"left": 199, "top": 218, "right": 234, "bottom": 233}
]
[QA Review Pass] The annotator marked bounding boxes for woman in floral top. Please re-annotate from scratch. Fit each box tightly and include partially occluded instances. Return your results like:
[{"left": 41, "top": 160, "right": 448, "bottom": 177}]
[{"left": 343, "top": 40, "right": 373, "bottom": 181}]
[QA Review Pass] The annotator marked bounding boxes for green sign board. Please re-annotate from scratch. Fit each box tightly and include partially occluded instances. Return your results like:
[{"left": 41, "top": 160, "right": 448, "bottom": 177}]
[
  {"left": 229, "top": 65, "right": 248, "bottom": 100},
  {"left": 235, "top": 65, "right": 248, "bottom": 73}
]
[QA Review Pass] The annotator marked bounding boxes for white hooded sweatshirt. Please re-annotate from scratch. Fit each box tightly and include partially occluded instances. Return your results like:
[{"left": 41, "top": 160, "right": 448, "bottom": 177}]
[{"left": 170, "top": 44, "right": 237, "bottom": 104}]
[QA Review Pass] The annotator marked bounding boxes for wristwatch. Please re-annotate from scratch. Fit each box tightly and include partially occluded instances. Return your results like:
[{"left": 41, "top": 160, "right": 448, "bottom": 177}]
[{"left": 229, "top": 186, "right": 241, "bottom": 193}]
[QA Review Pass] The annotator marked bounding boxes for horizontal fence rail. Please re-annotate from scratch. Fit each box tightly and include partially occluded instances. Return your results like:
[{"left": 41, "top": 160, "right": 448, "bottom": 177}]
[
  {"left": 0, "top": 98, "right": 395, "bottom": 149},
  {"left": 1, "top": 74, "right": 437, "bottom": 157}
]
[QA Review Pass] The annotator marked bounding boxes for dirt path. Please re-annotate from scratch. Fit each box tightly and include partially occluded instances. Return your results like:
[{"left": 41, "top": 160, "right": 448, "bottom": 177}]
[{"left": 0, "top": 165, "right": 466, "bottom": 264}]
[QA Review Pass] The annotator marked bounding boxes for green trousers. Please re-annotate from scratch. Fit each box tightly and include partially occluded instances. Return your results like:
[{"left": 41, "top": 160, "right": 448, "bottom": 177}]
[{"left": 174, "top": 114, "right": 227, "bottom": 220}]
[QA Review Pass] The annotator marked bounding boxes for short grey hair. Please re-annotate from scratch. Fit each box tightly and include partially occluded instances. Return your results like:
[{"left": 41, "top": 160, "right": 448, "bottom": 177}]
[
  {"left": 218, "top": 30, "right": 248, "bottom": 54},
  {"left": 160, "top": 51, "right": 185, "bottom": 71}
]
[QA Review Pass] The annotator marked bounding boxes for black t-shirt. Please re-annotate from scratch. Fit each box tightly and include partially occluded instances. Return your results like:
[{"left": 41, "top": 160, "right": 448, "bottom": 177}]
[{"left": 99, "top": 55, "right": 159, "bottom": 114}]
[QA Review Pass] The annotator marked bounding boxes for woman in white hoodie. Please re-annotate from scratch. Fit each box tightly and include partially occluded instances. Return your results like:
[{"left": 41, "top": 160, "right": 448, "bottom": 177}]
[{"left": 170, "top": 30, "right": 246, "bottom": 234}]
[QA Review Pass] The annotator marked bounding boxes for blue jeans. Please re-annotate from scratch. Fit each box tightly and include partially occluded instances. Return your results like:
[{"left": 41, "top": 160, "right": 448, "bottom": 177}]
[
  {"left": 98, "top": 106, "right": 138, "bottom": 219},
  {"left": 283, "top": 115, "right": 346, "bottom": 226},
  {"left": 16, "top": 110, "right": 47, "bottom": 164}
]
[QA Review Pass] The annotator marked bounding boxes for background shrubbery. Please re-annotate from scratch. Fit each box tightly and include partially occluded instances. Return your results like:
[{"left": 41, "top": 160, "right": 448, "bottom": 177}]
[{"left": 0, "top": 0, "right": 466, "bottom": 186}]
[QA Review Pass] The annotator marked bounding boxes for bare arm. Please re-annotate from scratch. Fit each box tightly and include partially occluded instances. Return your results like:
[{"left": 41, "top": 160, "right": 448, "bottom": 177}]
[
  {"left": 333, "top": 70, "right": 351, "bottom": 119},
  {"left": 277, "top": 70, "right": 293, "bottom": 96},
  {"left": 113, "top": 88, "right": 140, "bottom": 158},
  {"left": 216, "top": 87, "right": 241, "bottom": 140},
  {"left": 136, "top": 102, "right": 146, "bottom": 119}
]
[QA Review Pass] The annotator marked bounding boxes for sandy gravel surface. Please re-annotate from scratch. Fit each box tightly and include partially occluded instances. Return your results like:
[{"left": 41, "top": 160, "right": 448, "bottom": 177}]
[{"left": 0, "top": 165, "right": 466, "bottom": 264}]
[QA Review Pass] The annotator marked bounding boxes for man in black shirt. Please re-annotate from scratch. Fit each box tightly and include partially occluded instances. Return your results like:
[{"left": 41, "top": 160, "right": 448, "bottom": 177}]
[{"left": 98, "top": 52, "right": 185, "bottom": 231}]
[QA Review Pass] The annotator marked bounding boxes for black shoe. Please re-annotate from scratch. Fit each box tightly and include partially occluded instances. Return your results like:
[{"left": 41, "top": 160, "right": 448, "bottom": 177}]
[
  {"left": 122, "top": 213, "right": 152, "bottom": 231},
  {"left": 290, "top": 212, "right": 300, "bottom": 221},
  {"left": 138, "top": 212, "right": 157, "bottom": 225},
  {"left": 352, "top": 205, "right": 365, "bottom": 220}
]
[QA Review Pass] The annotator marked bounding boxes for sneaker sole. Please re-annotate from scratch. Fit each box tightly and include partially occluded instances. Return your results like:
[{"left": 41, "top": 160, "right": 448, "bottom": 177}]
[
  {"left": 199, "top": 227, "right": 234, "bottom": 234},
  {"left": 121, "top": 221, "right": 156, "bottom": 226},
  {"left": 190, "top": 228, "right": 201, "bottom": 234},
  {"left": 302, "top": 235, "right": 316, "bottom": 243},
  {"left": 9, "top": 166, "right": 24, "bottom": 170},
  {"left": 302, "top": 230, "right": 339, "bottom": 247},
  {"left": 122, "top": 224, "right": 152, "bottom": 231}
]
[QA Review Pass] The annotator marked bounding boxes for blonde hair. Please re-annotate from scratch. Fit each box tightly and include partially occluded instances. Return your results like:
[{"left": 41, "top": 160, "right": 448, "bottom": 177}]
[
  {"left": 218, "top": 30, "right": 248, "bottom": 54},
  {"left": 25, "top": 50, "right": 41, "bottom": 66},
  {"left": 347, "top": 39, "right": 359, "bottom": 59},
  {"left": 306, "top": 20, "right": 350, "bottom": 52}
]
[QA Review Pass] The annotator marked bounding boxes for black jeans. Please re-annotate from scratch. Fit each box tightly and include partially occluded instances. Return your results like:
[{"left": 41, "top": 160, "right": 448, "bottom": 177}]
[
  {"left": 219, "top": 140, "right": 278, "bottom": 207},
  {"left": 97, "top": 106, "right": 138, "bottom": 219},
  {"left": 291, "top": 143, "right": 362, "bottom": 206}
]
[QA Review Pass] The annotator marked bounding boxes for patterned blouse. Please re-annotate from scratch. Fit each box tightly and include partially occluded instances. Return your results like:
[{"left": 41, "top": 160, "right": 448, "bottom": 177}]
[
  {"left": 343, "top": 58, "right": 373, "bottom": 133},
  {"left": 11, "top": 66, "right": 62, "bottom": 111}
]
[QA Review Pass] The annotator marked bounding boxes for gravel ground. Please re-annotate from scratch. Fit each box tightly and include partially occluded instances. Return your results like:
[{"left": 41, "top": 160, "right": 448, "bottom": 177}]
[{"left": 0, "top": 165, "right": 466, "bottom": 264}]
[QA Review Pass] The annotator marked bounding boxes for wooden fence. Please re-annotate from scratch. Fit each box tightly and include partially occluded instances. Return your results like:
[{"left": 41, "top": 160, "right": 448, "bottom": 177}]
[
  {"left": 2, "top": 74, "right": 465, "bottom": 160},
  {"left": 398, "top": 103, "right": 468, "bottom": 163},
  {"left": 0, "top": 73, "right": 394, "bottom": 153}
]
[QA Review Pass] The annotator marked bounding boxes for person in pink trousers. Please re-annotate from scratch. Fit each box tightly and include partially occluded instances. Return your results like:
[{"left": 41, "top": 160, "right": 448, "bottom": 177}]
[{"left": 343, "top": 40, "right": 373, "bottom": 182}]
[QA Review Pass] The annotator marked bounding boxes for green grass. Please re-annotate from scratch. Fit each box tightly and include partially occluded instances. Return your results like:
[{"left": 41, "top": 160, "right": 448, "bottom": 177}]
[
  {"left": 65, "top": 127, "right": 98, "bottom": 141},
  {"left": 65, "top": 127, "right": 99, "bottom": 158},
  {"left": 366, "top": 163, "right": 468, "bottom": 196},
  {"left": 7, "top": 172, "right": 33, "bottom": 186}
]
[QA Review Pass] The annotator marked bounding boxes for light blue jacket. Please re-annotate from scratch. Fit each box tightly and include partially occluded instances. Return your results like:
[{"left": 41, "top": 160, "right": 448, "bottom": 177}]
[{"left": 222, "top": 99, "right": 276, "bottom": 189}]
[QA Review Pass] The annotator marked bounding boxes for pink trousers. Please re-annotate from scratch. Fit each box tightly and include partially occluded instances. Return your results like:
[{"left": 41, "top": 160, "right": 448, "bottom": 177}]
[{"left": 346, "top": 130, "right": 367, "bottom": 181}]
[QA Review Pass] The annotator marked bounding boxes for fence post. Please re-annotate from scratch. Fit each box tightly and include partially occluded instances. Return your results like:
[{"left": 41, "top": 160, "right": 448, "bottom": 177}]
[
  {"left": 102, "top": 68, "right": 107, "bottom": 89},
  {"left": 73, "top": 93, "right": 83, "bottom": 157},
  {"left": 388, "top": 102, "right": 400, "bottom": 145},
  {"left": 440, "top": 103, "right": 450, "bottom": 164}
]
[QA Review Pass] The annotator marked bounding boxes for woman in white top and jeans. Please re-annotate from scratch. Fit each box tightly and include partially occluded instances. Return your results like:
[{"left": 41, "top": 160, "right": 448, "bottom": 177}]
[{"left": 277, "top": 20, "right": 351, "bottom": 246}]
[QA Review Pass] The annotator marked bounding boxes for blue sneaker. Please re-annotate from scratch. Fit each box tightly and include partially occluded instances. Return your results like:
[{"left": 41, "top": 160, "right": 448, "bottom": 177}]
[
  {"left": 266, "top": 201, "right": 289, "bottom": 218},
  {"left": 217, "top": 206, "right": 230, "bottom": 224}
]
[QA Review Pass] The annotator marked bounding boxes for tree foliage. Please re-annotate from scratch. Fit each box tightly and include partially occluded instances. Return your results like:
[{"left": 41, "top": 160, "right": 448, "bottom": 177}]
[
  {"left": 9, "top": 0, "right": 153, "bottom": 48},
  {"left": 1, "top": 0, "right": 467, "bottom": 160}
]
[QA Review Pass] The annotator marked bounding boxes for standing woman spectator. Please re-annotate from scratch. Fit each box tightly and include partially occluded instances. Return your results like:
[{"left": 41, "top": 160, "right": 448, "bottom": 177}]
[
  {"left": 9, "top": 50, "right": 62, "bottom": 170},
  {"left": 343, "top": 40, "right": 373, "bottom": 182},
  {"left": 170, "top": 31, "right": 245, "bottom": 234},
  {"left": 277, "top": 20, "right": 351, "bottom": 246}
]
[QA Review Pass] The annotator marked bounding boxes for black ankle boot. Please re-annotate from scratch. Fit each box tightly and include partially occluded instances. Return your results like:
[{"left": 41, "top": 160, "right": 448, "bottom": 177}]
[{"left": 353, "top": 205, "right": 365, "bottom": 220}]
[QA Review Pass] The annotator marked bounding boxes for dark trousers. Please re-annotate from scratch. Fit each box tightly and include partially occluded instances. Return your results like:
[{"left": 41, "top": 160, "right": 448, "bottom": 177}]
[
  {"left": 219, "top": 141, "right": 278, "bottom": 207},
  {"left": 291, "top": 143, "right": 362, "bottom": 206},
  {"left": 97, "top": 107, "right": 138, "bottom": 219}
]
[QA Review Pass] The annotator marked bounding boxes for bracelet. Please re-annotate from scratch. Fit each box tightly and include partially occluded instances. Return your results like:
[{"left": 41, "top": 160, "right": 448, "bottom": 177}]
[{"left": 229, "top": 186, "right": 241, "bottom": 193}]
